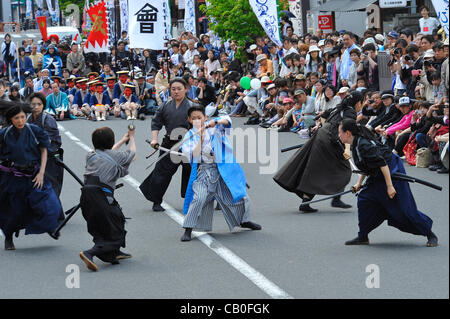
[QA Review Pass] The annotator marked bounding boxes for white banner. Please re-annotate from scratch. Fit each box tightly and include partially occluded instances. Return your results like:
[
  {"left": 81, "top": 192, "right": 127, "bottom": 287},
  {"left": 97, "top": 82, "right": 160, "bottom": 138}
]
[
  {"left": 26, "top": 0, "right": 32, "bottom": 18},
  {"left": 431, "top": 0, "right": 449, "bottom": 36},
  {"left": 120, "top": 0, "right": 129, "bottom": 34},
  {"left": 163, "top": 0, "right": 172, "bottom": 41},
  {"left": 249, "top": 0, "right": 282, "bottom": 47},
  {"left": 184, "top": 0, "right": 196, "bottom": 34},
  {"left": 129, "top": 0, "right": 169, "bottom": 49},
  {"left": 289, "top": 0, "right": 303, "bottom": 36}
]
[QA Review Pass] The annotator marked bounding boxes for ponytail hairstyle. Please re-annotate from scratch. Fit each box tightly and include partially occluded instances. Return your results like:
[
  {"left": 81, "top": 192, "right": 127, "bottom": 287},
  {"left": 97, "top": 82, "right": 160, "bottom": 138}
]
[{"left": 340, "top": 118, "right": 378, "bottom": 141}]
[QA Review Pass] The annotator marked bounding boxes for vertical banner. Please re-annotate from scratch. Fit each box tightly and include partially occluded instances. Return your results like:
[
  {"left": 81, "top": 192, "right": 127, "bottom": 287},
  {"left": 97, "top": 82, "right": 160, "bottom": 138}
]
[
  {"left": 54, "top": 0, "right": 61, "bottom": 24},
  {"left": 431, "top": 0, "right": 449, "bottom": 36},
  {"left": 120, "top": 0, "right": 129, "bottom": 34},
  {"left": 83, "top": 0, "right": 93, "bottom": 36},
  {"left": 106, "top": 0, "right": 117, "bottom": 45},
  {"left": 249, "top": 0, "right": 282, "bottom": 46},
  {"left": 289, "top": 0, "right": 303, "bottom": 36},
  {"left": 162, "top": 0, "right": 172, "bottom": 40},
  {"left": 85, "top": 1, "right": 109, "bottom": 52},
  {"left": 37, "top": 16, "right": 48, "bottom": 41},
  {"left": 184, "top": 0, "right": 196, "bottom": 34},
  {"left": 128, "top": 0, "right": 167, "bottom": 49},
  {"left": 26, "top": 0, "right": 32, "bottom": 18}
]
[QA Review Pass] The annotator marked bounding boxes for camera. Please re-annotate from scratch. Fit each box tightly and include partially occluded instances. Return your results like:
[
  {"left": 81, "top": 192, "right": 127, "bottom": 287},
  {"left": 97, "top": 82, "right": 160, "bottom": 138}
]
[
  {"left": 369, "top": 99, "right": 374, "bottom": 104},
  {"left": 394, "top": 48, "right": 402, "bottom": 55},
  {"left": 404, "top": 55, "right": 413, "bottom": 61},
  {"left": 424, "top": 60, "right": 432, "bottom": 68}
]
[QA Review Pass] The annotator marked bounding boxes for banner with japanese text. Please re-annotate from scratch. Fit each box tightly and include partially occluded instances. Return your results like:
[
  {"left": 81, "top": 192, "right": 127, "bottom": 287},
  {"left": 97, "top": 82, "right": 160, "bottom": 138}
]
[
  {"left": 37, "top": 16, "right": 48, "bottom": 41},
  {"left": 128, "top": 0, "right": 171, "bottom": 49},
  {"left": 431, "top": 0, "right": 449, "bottom": 36},
  {"left": 249, "top": 0, "right": 282, "bottom": 47},
  {"left": 184, "top": 0, "right": 196, "bottom": 34}
]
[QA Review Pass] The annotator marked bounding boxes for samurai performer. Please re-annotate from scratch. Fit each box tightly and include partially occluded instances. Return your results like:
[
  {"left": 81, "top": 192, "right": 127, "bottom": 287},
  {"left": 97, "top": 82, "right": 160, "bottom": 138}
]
[
  {"left": 338, "top": 118, "right": 438, "bottom": 247},
  {"left": 89, "top": 82, "right": 111, "bottom": 121},
  {"left": 26, "top": 92, "right": 64, "bottom": 200},
  {"left": 273, "top": 91, "right": 364, "bottom": 213},
  {"left": 180, "top": 105, "right": 261, "bottom": 241},
  {"left": 0, "top": 101, "right": 61, "bottom": 250},
  {"left": 139, "top": 78, "right": 192, "bottom": 212},
  {"left": 79, "top": 126, "right": 136, "bottom": 271},
  {"left": 119, "top": 84, "right": 139, "bottom": 120},
  {"left": 113, "top": 70, "right": 134, "bottom": 118},
  {"left": 72, "top": 78, "right": 91, "bottom": 117}
]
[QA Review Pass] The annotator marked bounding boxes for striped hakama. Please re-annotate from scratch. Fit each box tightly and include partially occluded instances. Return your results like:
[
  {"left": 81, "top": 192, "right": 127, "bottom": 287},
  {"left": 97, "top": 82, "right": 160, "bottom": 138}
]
[{"left": 183, "top": 163, "right": 250, "bottom": 232}]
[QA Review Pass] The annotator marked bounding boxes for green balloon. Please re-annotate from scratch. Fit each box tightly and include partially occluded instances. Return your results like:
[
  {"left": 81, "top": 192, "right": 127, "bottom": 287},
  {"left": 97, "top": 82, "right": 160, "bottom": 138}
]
[{"left": 240, "top": 76, "right": 251, "bottom": 90}]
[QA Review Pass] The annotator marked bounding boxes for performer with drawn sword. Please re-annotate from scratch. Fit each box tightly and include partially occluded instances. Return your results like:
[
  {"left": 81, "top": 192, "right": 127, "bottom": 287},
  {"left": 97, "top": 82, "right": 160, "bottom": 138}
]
[{"left": 337, "top": 119, "right": 439, "bottom": 247}]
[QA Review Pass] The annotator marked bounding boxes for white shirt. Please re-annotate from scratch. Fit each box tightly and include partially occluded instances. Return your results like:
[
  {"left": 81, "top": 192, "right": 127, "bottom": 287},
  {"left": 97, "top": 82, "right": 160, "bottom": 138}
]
[
  {"left": 419, "top": 17, "right": 440, "bottom": 35},
  {"left": 183, "top": 49, "right": 199, "bottom": 68}
]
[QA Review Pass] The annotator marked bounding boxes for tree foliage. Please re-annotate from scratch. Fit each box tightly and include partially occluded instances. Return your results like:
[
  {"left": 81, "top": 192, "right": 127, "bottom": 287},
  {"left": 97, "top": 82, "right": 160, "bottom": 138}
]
[{"left": 200, "top": 0, "right": 290, "bottom": 49}]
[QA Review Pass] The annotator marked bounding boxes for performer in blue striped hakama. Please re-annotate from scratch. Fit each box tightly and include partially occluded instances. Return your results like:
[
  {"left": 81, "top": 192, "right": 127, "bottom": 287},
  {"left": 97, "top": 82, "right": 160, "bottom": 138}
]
[{"left": 180, "top": 105, "right": 261, "bottom": 242}]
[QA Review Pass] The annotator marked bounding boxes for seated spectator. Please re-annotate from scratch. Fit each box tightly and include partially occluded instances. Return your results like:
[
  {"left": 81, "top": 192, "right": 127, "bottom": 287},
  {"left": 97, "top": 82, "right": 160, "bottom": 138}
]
[
  {"left": 427, "top": 102, "right": 449, "bottom": 173},
  {"left": 196, "top": 77, "right": 217, "bottom": 107},
  {"left": 46, "top": 81, "right": 72, "bottom": 120},
  {"left": 39, "top": 78, "right": 52, "bottom": 97},
  {"left": 381, "top": 96, "right": 414, "bottom": 149}
]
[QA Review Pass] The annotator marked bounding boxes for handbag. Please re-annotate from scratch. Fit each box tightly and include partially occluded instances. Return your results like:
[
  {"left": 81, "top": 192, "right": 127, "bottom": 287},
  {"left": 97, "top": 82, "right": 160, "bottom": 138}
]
[
  {"left": 403, "top": 133, "right": 417, "bottom": 166},
  {"left": 416, "top": 147, "right": 433, "bottom": 168}
]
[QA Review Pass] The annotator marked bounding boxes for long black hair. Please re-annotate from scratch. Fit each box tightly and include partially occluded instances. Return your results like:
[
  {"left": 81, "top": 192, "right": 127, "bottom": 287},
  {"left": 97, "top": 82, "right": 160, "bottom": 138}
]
[
  {"left": 340, "top": 118, "right": 378, "bottom": 141},
  {"left": 0, "top": 100, "right": 33, "bottom": 125},
  {"left": 338, "top": 90, "right": 363, "bottom": 111}
]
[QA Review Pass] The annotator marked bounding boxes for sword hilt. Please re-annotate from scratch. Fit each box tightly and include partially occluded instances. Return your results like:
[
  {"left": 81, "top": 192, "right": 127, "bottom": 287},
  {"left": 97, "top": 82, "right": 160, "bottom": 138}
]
[{"left": 145, "top": 139, "right": 160, "bottom": 150}]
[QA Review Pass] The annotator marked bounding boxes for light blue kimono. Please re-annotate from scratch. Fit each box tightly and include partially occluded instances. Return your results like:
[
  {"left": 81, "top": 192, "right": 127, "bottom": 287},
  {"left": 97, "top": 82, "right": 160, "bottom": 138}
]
[{"left": 182, "top": 116, "right": 247, "bottom": 215}]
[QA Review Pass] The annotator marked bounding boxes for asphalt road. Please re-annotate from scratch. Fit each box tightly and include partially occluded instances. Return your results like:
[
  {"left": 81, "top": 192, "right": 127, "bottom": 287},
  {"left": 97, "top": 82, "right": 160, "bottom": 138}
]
[{"left": 0, "top": 117, "right": 448, "bottom": 299}]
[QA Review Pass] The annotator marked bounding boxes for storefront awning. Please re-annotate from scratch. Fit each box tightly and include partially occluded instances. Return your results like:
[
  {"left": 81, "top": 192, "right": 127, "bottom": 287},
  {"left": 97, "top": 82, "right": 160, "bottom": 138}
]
[{"left": 319, "top": 0, "right": 376, "bottom": 12}]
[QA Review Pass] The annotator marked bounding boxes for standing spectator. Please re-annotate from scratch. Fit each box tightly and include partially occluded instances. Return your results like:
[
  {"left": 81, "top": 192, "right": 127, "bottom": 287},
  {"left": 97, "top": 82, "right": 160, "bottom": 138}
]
[
  {"left": 12, "top": 47, "right": 34, "bottom": 87},
  {"left": 339, "top": 32, "right": 361, "bottom": 85},
  {"left": 183, "top": 40, "right": 199, "bottom": 69},
  {"left": 29, "top": 44, "right": 43, "bottom": 71},
  {"left": 419, "top": 6, "right": 441, "bottom": 35},
  {"left": 357, "top": 43, "right": 379, "bottom": 91},
  {"left": 1, "top": 34, "right": 16, "bottom": 81},
  {"left": 66, "top": 43, "right": 86, "bottom": 77}
]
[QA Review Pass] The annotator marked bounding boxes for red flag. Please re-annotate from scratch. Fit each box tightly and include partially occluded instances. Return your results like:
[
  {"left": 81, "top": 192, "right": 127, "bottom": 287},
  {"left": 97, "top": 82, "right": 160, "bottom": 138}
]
[
  {"left": 36, "top": 16, "right": 48, "bottom": 42},
  {"left": 85, "top": 1, "right": 108, "bottom": 53}
]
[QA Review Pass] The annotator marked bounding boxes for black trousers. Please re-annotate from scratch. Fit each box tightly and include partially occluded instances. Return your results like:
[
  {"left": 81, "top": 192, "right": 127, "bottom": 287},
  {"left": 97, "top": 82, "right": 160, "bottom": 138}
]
[
  {"left": 394, "top": 133, "right": 411, "bottom": 156},
  {"left": 139, "top": 138, "right": 191, "bottom": 204},
  {"left": 86, "top": 244, "right": 120, "bottom": 263}
]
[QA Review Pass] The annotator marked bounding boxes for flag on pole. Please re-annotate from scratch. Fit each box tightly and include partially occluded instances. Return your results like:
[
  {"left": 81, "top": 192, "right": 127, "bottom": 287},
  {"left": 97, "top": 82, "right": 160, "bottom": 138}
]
[
  {"left": 128, "top": 0, "right": 171, "bottom": 50},
  {"left": 249, "top": 0, "right": 282, "bottom": 47},
  {"left": 82, "top": 0, "right": 93, "bottom": 36},
  {"left": 431, "top": 0, "right": 449, "bottom": 36},
  {"left": 184, "top": 0, "right": 196, "bottom": 34},
  {"left": 36, "top": 16, "right": 48, "bottom": 41},
  {"left": 85, "top": 1, "right": 109, "bottom": 53}
]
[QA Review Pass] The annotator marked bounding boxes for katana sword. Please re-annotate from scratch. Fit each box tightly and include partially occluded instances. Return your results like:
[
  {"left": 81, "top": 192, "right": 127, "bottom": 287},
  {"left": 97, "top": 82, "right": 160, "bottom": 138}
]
[
  {"left": 299, "top": 185, "right": 364, "bottom": 208},
  {"left": 281, "top": 144, "right": 304, "bottom": 153}
]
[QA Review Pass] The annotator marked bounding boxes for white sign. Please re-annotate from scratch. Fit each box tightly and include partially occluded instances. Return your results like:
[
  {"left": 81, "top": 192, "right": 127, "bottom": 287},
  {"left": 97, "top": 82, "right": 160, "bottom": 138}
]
[
  {"left": 129, "top": 0, "right": 170, "bottom": 49},
  {"left": 249, "top": 0, "right": 282, "bottom": 47},
  {"left": 431, "top": 0, "right": 449, "bottom": 36},
  {"left": 379, "top": 0, "right": 407, "bottom": 8},
  {"left": 184, "top": 0, "right": 196, "bottom": 34}
]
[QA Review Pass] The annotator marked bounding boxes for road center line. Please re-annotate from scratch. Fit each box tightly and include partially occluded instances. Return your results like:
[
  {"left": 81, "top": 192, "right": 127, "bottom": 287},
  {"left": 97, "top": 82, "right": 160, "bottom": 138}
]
[{"left": 58, "top": 124, "right": 293, "bottom": 299}]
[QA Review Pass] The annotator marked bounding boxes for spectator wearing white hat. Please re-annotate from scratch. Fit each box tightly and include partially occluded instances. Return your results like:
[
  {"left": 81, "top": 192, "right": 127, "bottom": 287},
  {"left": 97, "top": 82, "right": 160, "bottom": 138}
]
[
  {"left": 305, "top": 45, "right": 323, "bottom": 75},
  {"left": 256, "top": 54, "right": 273, "bottom": 78}
]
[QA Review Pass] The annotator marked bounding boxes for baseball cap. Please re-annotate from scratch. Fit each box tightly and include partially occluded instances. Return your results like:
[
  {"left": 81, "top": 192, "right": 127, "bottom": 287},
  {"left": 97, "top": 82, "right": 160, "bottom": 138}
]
[
  {"left": 283, "top": 98, "right": 294, "bottom": 104},
  {"left": 294, "top": 89, "right": 306, "bottom": 96},
  {"left": 387, "top": 31, "right": 399, "bottom": 39},
  {"left": 256, "top": 54, "right": 267, "bottom": 62},
  {"left": 399, "top": 96, "right": 411, "bottom": 106},
  {"left": 249, "top": 44, "right": 258, "bottom": 52},
  {"left": 338, "top": 87, "right": 350, "bottom": 94},
  {"left": 267, "top": 83, "right": 276, "bottom": 90},
  {"left": 375, "top": 34, "right": 384, "bottom": 42},
  {"left": 261, "top": 76, "right": 271, "bottom": 83},
  {"left": 318, "top": 39, "right": 325, "bottom": 47},
  {"left": 295, "top": 74, "right": 306, "bottom": 81},
  {"left": 381, "top": 90, "right": 394, "bottom": 99}
]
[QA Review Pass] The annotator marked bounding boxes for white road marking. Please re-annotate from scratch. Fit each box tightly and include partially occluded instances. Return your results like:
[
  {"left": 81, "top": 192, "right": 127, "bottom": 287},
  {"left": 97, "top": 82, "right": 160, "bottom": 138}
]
[{"left": 58, "top": 124, "right": 293, "bottom": 299}]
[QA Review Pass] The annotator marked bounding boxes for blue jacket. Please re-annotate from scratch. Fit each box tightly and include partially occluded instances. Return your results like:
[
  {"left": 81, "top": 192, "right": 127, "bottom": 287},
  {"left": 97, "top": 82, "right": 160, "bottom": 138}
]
[
  {"left": 11, "top": 56, "right": 34, "bottom": 80},
  {"left": 181, "top": 116, "right": 247, "bottom": 215}
]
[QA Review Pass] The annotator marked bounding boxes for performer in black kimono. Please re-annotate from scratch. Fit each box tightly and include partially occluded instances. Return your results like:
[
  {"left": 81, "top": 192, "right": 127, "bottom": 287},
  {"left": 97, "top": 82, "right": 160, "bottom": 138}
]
[
  {"left": 338, "top": 118, "right": 438, "bottom": 247},
  {"left": 139, "top": 78, "right": 192, "bottom": 212},
  {"left": 0, "top": 101, "right": 61, "bottom": 250},
  {"left": 273, "top": 91, "right": 364, "bottom": 213},
  {"left": 79, "top": 126, "right": 136, "bottom": 271}
]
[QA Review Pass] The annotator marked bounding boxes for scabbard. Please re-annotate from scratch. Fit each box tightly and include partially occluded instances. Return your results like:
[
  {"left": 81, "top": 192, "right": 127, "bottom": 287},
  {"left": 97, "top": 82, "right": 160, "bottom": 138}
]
[{"left": 281, "top": 144, "right": 304, "bottom": 153}]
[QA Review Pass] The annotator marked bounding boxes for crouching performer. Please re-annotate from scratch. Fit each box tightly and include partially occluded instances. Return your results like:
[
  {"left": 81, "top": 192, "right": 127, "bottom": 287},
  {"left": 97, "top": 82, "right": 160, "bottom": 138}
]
[
  {"left": 338, "top": 119, "right": 438, "bottom": 247},
  {"left": 180, "top": 105, "right": 261, "bottom": 242},
  {"left": 79, "top": 126, "right": 136, "bottom": 271}
]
